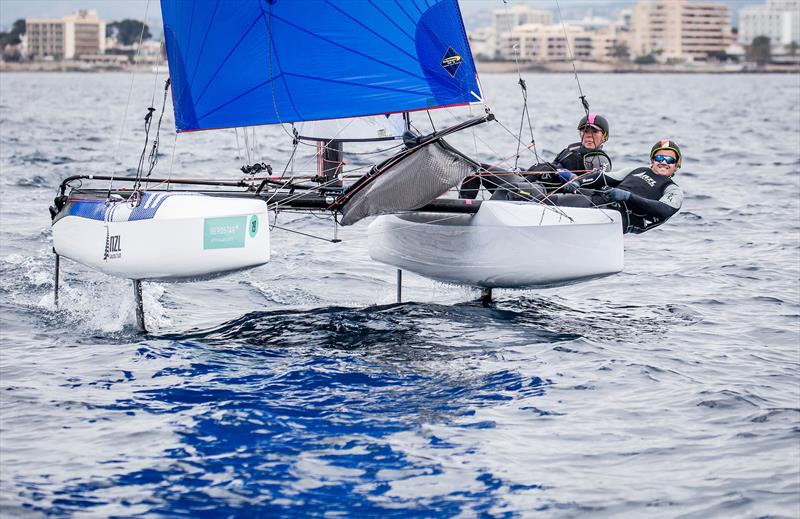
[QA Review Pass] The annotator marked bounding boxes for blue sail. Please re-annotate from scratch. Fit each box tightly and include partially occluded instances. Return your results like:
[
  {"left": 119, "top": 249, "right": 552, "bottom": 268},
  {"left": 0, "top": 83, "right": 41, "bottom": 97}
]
[{"left": 161, "top": 0, "right": 482, "bottom": 132}]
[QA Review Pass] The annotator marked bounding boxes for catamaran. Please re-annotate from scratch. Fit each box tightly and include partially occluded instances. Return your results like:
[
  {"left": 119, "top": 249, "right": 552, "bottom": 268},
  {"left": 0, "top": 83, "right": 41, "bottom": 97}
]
[{"left": 49, "top": 0, "right": 623, "bottom": 331}]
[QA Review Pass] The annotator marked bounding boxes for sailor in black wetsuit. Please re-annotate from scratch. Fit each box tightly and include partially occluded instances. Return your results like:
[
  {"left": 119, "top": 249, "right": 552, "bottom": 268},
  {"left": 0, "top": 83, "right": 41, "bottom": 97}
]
[
  {"left": 552, "top": 139, "right": 684, "bottom": 234},
  {"left": 459, "top": 113, "right": 612, "bottom": 199},
  {"left": 528, "top": 112, "right": 613, "bottom": 193}
]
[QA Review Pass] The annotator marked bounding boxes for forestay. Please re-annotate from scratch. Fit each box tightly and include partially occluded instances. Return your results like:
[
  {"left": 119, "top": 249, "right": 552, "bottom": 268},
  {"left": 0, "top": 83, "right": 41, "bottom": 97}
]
[{"left": 161, "top": 0, "right": 482, "bottom": 132}]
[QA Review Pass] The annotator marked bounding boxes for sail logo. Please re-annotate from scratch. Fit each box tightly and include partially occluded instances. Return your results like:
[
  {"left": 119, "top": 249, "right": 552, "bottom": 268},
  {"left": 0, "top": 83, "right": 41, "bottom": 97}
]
[{"left": 441, "top": 47, "right": 463, "bottom": 77}]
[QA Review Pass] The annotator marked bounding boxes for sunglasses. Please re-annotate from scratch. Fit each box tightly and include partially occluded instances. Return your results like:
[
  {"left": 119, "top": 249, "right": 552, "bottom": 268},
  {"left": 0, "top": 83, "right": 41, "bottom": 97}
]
[{"left": 653, "top": 155, "right": 677, "bottom": 165}]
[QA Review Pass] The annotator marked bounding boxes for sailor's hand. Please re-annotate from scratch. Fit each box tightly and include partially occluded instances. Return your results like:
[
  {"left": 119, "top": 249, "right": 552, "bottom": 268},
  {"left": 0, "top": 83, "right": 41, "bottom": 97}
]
[
  {"left": 606, "top": 187, "right": 631, "bottom": 202},
  {"left": 563, "top": 180, "right": 579, "bottom": 193},
  {"left": 555, "top": 169, "right": 575, "bottom": 183}
]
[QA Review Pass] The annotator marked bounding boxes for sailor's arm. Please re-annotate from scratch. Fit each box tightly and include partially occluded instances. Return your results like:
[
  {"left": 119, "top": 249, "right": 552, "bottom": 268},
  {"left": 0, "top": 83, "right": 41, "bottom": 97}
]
[{"left": 624, "top": 183, "right": 683, "bottom": 219}]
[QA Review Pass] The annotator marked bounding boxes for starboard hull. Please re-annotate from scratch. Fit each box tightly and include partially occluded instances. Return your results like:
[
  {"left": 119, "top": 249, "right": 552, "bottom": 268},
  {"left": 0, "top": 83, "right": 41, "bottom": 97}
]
[
  {"left": 368, "top": 201, "right": 624, "bottom": 289},
  {"left": 52, "top": 192, "right": 270, "bottom": 281}
]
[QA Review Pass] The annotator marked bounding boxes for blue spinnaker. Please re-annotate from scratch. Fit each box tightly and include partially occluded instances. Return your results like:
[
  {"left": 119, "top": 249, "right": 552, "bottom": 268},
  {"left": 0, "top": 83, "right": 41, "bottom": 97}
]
[{"left": 161, "top": 0, "right": 482, "bottom": 132}]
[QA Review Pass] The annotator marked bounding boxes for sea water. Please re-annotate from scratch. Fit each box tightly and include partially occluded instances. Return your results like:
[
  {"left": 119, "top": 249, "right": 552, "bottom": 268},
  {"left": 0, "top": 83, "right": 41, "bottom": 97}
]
[{"left": 0, "top": 72, "right": 798, "bottom": 517}]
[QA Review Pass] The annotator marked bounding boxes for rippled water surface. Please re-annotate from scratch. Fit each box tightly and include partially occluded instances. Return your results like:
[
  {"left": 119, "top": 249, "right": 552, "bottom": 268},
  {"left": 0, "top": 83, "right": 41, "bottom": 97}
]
[{"left": 1, "top": 72, "right": 799, "bottom": 517}]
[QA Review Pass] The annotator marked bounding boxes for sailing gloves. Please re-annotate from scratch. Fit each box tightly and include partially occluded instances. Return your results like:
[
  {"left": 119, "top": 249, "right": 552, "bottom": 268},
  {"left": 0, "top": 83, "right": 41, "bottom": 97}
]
[
  {"left": 606, "top": 187, "right": 631, "bottom": 202},
  {"left": 556, "top": 169, "right": 580, "bottom": 194}
]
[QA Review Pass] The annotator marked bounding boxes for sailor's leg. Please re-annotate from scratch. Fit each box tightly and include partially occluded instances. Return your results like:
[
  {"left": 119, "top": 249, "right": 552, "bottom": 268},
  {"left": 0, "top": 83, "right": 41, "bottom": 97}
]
[
  {"left": 489, "top": 175, "right": 546, "bottom": 201},
  {"left": 549, "top": 193, "right": 605, "bottom": 208},
  {"left": 54, "top": 252, "right": 60, "bottom": 308},
  {"left": 458, "top": 175, "right": 482, "bottom": 199},
  {"left": 133, "top": 279, "right": 147, "bottom": 333}
]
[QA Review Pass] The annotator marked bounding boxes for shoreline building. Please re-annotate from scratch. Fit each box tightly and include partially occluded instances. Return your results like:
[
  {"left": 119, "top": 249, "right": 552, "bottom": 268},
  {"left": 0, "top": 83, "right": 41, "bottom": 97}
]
[
  {"left": 498, "top": 23, "right": 629, "bottom": 63},
  {"left": 738, "top": 0, "right": 800, "bottom": 46},
  {"left": 25, "top": 10, "right": 106, "bottom": 60},
  {"left": 631, "top": 0, "right": 731, "bottom": 62},
  {"left": 471, "top": 5, "right": 553, "bottom": 60}
]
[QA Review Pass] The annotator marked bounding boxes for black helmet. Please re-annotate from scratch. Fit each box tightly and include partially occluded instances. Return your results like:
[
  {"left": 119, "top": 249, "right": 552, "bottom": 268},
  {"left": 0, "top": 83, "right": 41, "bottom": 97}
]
[
  {"left": 650, "top": 139, "right": 682, "bottom": 169},
  {"left": 577, "top": 112, "right": 609, "bottom": 142}
]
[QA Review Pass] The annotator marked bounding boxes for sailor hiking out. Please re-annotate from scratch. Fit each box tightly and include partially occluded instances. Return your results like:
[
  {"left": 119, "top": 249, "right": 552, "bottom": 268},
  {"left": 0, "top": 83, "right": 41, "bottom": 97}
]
[{"left": 544, "top": 139, "right": 684, "bottom": 234}]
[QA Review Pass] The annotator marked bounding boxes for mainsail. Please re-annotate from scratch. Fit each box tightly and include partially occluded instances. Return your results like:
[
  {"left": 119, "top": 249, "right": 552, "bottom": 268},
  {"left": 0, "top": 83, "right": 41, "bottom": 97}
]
[{"left": 161, "top": 0, "right": 483, "bottom": 132}]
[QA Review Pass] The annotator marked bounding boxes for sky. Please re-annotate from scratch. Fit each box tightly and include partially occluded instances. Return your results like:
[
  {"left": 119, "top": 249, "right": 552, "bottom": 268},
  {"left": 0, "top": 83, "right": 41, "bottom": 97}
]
[{"left": 0, "top": 0, "right": 765, "bottom": 32}]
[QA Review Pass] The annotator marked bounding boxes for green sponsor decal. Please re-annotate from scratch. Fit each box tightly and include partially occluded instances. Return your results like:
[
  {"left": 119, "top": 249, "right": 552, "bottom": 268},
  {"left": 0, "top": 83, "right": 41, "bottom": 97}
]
[
  {"left": 249, "top": 214, "right": 259, "bottom": 238},
  {"left": 204, "top": 216, "right": 246, "bottom": 249}
]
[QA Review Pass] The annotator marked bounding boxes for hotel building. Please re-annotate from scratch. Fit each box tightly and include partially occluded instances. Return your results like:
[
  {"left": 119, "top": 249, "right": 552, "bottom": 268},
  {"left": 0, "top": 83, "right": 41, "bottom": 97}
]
[
  {"left": 631, "top": 0, "right": 731, "bottom": 62},
  {"left": 25, "top": 10, "right": 106, "bottom": 60}
]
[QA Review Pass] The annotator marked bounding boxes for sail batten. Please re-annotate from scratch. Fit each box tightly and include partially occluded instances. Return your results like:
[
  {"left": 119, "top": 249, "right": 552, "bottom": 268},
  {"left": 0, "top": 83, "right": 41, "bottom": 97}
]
[{"left": 161, "top": 0, "right": 482, "bottom": 133}]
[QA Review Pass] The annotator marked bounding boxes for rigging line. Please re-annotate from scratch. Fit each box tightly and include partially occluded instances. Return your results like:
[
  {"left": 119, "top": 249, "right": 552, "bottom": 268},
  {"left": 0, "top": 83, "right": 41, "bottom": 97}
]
[
  {"left": 291, "top": 136, "right": 403, "bottom": 156},
  {"left": 426, "top": 110, "right": 436, "bottom": 132},
  {"left": 252, "top": 126, "right": 258, "bottom": 162},
  {"left": 501, "top": 0, "right": 535, "bottom": 169},
  {"left": 363, "top": 212, "right": 474, "bottom": 239},
  {"left": 266, "top": 177, "right": 344, "bottom": 211},
  {"left": 443, "top": 181, "right": 575, "bottom": 221},
  {"left": 109, "top": 0, "right": 151, "bottom": 198},
  {"left": 261, "top": 3, "right": 299, "bottom": 144},
  {"left": 144, "top": 78, "right": 171, "bottom": 189},
  {"left": 554, "top": 0, "right": 590, "bottom": 115},
  {"left": 268, "top": 224, "right": 339, "bottom": 243},
  {"left": 493, "top": 117, "right": 542, "bottom": 161},
  {"left": 167, "top": 133, "right": 178, "bottom": 188},
  {"left": 242, "top": 126, "right": 252, "bottom": 165},
  {"left": 537, "top": 171, "right": 616, "bottom": 222},
  {"left": 148, "top": 39, "right": 165, "bottom": 108},
  {"left": 233, "top": 128, "right": 242, "bottom": 162}
]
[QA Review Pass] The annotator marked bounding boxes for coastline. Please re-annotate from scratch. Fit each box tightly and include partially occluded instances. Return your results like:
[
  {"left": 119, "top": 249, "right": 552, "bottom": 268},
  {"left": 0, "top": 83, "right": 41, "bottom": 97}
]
[
  {"left": 475, "top": 60, "right": 800, "bottom": 74},
  {"left": 1, "top": 60, "right": 798, "bottom": 74}
]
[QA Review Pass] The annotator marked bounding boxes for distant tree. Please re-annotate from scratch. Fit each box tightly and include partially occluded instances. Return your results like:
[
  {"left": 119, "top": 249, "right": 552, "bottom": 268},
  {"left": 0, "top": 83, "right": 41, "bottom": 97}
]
[
  {"left": 610, "top": 42, "right": 630, "bottom": 61},
  {"left": 634, "top": 53, "right": 656, "bottom": 64},
  {"left": 787, "top": 41, "right": 799, "bottom": 56},
  {"left": 107, "top": 19, "right": 151, "bottom": 46},
  {"left": 748, "top": 35, "right": 771, "bottom": 65},
  {"left": 0, "top": 19, "right": 26, "bottom": 47},
  {"left": 12, "top": 19, "right": 26, "bottom": 37}
]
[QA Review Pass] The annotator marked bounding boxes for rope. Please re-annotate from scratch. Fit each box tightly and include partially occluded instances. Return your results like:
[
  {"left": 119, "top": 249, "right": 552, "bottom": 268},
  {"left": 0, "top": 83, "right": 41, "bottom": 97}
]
[
  {"left": 554, "top": 0, "right": 590, "bottom": 115},
  {"left": 502, "top": 0, "right": 540, "bottom": 168},
  {"left": 108, "top": 0, "right": 151, "bottom": 198}
]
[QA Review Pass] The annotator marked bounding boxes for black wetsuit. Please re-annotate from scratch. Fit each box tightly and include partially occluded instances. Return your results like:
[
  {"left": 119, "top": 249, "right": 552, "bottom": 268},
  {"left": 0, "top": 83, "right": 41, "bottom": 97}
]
[
  {"left": 526, "top": 143, "right": 612, "bottom": 191},
  {"left": 458, "top": 144, "right": 612, "bottom": 199},
  {"left": 553, "top": 167, "right": 683, "bottom": 234}
]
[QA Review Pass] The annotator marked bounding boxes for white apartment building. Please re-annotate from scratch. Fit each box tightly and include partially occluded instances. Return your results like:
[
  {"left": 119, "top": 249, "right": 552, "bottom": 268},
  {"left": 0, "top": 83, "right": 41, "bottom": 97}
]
[
  {"left": 493, "top": 5, "right": 552, "bottom": 33},
  {"left": 738, "top": 0, "right": 800, "bottom": 46},
  {"left": 25, "top": 10, "right": 106, "bottom": 60},
  {"left": 468, "top": 26, "right": 498, "bottom": 60},
  {"left": 631, "top": 0, "right": 731, "bottom": 62},
  {"left": 498, "top": 23, "right": 630, "bottom": 63},
  {"left": 473, "top": 6, "right": 554, "bottom": 61}
]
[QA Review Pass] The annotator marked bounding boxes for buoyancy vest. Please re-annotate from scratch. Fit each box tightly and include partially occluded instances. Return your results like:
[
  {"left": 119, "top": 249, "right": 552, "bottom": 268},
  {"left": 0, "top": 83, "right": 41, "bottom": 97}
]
[
  {"left": 528, "top": 143, "right": 612, "bottom": 189},
  {"left": 553, "top": 143, "right": 612, "bottom": 174},
  {"left": 615, "top": 167, "right": 677, "bottom": 233}
]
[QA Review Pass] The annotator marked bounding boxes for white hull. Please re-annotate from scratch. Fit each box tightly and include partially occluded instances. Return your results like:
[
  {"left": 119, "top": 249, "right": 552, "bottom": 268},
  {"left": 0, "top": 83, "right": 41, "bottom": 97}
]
[
  {"left": 52, "top": 193, "right": 270, "bottom": 280},
  {"left": 368, "top": 201, "right": 624, "bottom": 288}
]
